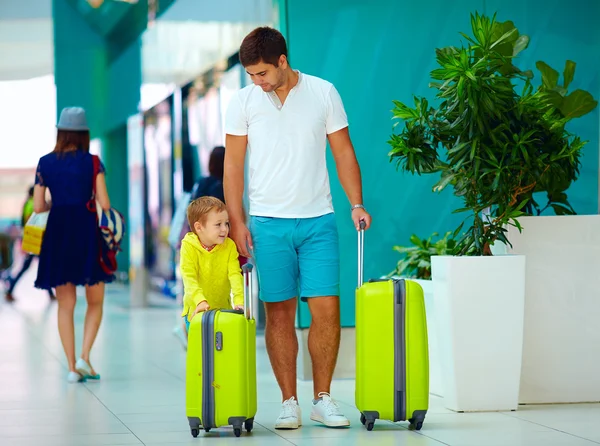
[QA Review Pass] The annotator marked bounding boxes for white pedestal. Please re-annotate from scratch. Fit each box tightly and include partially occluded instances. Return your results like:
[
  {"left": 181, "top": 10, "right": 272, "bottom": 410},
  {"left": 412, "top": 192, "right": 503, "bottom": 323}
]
[
  {"left": 414, "top": 279, "right": 443, "bottom": 397},
  {"left": 432, "top": 255, "right": 526, "bottom": 412},
  {"left": 507, "top": 215, "right": 600, "bottom": 404}
]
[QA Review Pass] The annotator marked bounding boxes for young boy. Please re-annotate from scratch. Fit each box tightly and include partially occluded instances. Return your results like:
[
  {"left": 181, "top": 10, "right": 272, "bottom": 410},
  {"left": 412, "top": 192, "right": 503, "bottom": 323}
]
[{"left": 180, "top": 196, "right": 244, "bottom": 331}]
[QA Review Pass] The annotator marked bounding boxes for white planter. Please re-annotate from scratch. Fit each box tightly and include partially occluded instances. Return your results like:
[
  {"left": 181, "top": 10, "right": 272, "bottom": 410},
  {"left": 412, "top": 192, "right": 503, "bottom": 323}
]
[
  {"left": 432, "top": 255, "right": 526, "bottom": 412},
  {"left": 507, "top": 216, "right": 600, "bottom": 404},
  {"left": 413, "top": 279, "right": 444, "bottom": 397}
]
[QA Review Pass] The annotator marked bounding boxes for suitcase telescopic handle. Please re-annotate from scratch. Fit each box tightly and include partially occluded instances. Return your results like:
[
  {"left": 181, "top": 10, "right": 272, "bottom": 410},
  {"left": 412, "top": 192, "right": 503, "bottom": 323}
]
[
  {"left": 357, "top": 220, "right": 366, "bottom": 288},
  {"left": 241, "top": 263, "right": 255, "bottom": 320}
]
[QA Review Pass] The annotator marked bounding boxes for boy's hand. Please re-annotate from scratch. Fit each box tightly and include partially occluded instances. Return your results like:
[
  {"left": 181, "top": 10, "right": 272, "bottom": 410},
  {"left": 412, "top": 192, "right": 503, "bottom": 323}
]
[
  {"left": 191, "top": 301, "right": 210, "bottom": 319},
  {"left": 234, "top": 305, "right": 244, "bottom": 311}
]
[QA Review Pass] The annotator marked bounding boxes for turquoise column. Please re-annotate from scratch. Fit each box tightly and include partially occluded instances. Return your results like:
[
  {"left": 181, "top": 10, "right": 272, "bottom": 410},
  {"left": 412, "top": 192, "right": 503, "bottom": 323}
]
[{"left": 53, "top": 0, "right": 143, "bottom": 274}]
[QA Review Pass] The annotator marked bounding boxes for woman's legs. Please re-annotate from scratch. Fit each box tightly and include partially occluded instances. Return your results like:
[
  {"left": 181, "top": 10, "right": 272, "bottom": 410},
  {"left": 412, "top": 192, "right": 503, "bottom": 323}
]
[
  {"left": 55, "top": 284, "right": 77, "bottom": 372},
  {"left": 81, "top": 283, "right": 104, "bottom": 374}
]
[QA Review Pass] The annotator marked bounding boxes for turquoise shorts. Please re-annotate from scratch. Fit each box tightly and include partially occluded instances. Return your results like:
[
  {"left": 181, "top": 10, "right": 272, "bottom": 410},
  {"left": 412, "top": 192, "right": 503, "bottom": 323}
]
[{"left": 249, "top": 213, "right": 340, "bottom": 303}]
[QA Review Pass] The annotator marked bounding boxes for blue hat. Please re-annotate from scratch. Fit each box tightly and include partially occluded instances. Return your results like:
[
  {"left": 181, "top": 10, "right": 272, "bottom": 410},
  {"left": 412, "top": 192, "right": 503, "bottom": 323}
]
[{"left": 57, "top": 107, "right": 89, "bottom": 131}]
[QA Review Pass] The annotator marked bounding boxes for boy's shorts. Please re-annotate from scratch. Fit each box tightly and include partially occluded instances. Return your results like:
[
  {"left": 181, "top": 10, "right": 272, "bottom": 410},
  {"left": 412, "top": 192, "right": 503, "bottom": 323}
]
[
  {"left": 184, "top": 316, "right": 190, "bottom": 332},
  {"left": 249, "top": 212, "right": 340, "bottom": 303}
]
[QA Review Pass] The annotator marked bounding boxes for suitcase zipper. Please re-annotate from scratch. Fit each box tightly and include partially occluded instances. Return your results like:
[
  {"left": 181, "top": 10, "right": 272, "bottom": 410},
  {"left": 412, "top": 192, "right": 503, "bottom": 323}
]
[
  {"left": 202, "top": 310, "right": 217, "bottom": 428},
  {"left": 394, "top": 279, "right": 407, "bottom": 422}
]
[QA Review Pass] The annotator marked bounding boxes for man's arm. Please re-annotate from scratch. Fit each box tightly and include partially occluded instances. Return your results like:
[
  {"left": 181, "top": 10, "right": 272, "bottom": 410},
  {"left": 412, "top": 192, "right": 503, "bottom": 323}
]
[
  {"left": 223, "top": 134, "right": 248, "bottom": 225},
  {"left": 328, "top": 127, "right": 362, "bottom": 205},
  {"left": 328, "top": 127, "right": 372, "bottom": 230}
]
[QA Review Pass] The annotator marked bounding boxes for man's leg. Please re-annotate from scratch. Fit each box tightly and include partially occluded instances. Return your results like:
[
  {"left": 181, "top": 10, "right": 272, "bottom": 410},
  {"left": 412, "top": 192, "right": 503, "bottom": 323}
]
[
  {"left": 307, "top": 295, "right": 341, "bottom": 397},
  {"left": 250, "top": 216, "right": 302, "bottom": 429},
  {"left": 297, "top": 213, "right": 349, "bottom": 427},
  {"left": 264, "top": 298, "right": 298, "bottom": 401}
]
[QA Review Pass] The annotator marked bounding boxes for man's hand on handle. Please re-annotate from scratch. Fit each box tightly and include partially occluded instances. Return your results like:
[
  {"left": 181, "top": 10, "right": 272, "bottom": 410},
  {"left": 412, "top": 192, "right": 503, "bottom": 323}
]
[{"left": 352, "top": 207, "right": 372, "bottom": 231}]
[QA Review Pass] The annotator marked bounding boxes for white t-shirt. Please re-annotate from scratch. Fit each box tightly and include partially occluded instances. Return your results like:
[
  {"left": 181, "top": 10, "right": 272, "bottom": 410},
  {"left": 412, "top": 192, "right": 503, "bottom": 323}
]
[{"left": 225, "top": 71, "right": 349, "bottom": 218}]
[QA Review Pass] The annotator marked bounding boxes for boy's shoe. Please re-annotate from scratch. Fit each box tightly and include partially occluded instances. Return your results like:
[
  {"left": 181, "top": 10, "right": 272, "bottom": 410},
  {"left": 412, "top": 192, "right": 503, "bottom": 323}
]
[
  {"left": 310, "top": 392, "right": 350, "bottom": 427},
  {"left": 275, "top": 397, "right": 302, "bottom": 429}
]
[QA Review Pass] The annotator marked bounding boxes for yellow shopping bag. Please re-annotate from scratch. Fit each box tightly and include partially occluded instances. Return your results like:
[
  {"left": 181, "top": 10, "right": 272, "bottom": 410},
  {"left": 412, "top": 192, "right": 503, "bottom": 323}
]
[{"left": 22, "top": 212, "right": 49, "bottom": 256}]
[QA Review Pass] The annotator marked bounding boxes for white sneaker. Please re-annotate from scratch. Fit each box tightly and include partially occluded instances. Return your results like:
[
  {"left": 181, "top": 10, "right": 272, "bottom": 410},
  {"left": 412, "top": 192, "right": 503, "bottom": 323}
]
[
  {"left": 275, "top": 397, "right": 302, "bottom": 429},
  {"left": 310, "top": 392, "right": 350, "bottom": 427}
]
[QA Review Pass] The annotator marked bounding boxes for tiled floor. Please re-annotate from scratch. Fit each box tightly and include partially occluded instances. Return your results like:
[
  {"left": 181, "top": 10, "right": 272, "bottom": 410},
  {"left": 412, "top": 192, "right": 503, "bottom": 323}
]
[{"left": 1, "top": 264, "right": 599, "bottom": 446}]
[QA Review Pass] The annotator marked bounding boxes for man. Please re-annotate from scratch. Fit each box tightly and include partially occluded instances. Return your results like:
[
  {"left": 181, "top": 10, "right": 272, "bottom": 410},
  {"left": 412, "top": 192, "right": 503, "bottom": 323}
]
[
  {"left": 4, "top": 186, "right": 55, "bottom": 302},
  {"left": 223, "top": 27, "right": 372, "bottom": 430}
]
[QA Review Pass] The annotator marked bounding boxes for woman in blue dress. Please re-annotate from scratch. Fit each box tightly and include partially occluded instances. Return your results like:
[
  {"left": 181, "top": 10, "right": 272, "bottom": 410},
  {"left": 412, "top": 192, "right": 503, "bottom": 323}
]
[{"left": 34, "top": 107, "right": 114, "bottom": 383}]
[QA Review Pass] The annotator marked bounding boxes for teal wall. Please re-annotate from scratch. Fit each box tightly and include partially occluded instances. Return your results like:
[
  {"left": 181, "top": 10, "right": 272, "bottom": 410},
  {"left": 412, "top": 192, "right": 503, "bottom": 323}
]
[
  {"left": 281, "top": 0, "right": 600, "bottom": 327},
  {"left": 53, "top": 0, "right": 145, "bottom": 273}
]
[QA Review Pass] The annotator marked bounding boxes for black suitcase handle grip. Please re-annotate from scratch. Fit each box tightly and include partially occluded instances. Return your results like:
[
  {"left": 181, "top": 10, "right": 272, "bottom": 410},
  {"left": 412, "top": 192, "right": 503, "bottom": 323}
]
[{"left": 358, "top": 220, "right": 366, "bottom": 287}]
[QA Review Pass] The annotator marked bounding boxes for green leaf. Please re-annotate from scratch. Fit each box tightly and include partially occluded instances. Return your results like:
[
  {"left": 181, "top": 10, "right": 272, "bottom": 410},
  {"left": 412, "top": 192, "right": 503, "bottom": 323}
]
[
  {"left": 452, "top": 207, "right": 471, "bottom": 214},
  {"left": 536, "top": 61, "right": 559, "bottom": 89},
  {"left": 453, "top": 222, "right": 465, "bottom": 239},
  {"left": 552, "top": 86, "right": 568, "bottom": 97},
  {"left": 551, "top": 203, "right": 576, "bottom": 216},
  {"left": 521, "top": 69, "right": 534, "bottom": 79},
  {"left": 543, "top": 90, "right": 564, "bottom": 108},
  {"left": 513, "top": 35, "right": 529, "bottom": 56},
  {"left": 409, "top": 234, "right": 423, "bottom": 247},
  {"left": 392, "top": 100, "right": 420, "bottom": 120},
  {"left": 559, "top": 90, "right": 599, "bottom": 119},
  {"left": 563, "top": 60, "right": 576, "bottom": 89},
  {"left": 448, "top": 141, "right": 468, "bottom": 155},
  {"left": 433, "top": 173, "right": 456, "bottom": 193}
]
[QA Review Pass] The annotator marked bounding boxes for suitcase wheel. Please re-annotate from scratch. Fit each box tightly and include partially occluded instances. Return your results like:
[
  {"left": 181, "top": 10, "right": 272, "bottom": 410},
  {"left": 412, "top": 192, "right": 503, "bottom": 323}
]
[
  {"left": 245, "top": 418, "right": 254, "bottom": 432},
  {"left": 409, "top": 419, "right": 424, "bottom": 431},
  {"left": 234, "top": 427, "right": 242, "bottom": 437},
  {"left": 191, "top": 428, "right": 199, "bottom": 438},
  {"left": 204, "top": 427, "right": 211, "bottom": 433},
  {"left": 360, "top": 412, "right": 376, "bottom": 431}
]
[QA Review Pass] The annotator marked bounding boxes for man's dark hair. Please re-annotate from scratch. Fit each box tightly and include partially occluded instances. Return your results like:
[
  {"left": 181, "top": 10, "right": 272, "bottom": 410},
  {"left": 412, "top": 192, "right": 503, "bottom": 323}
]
[{"left": 239, "top": 26, "right": 288, "bottom": 67}]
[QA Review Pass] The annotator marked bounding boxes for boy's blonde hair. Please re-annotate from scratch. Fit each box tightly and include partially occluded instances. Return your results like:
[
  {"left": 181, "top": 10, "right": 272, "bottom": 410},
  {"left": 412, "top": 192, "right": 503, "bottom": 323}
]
[{"left": 187, "top": 196, "right": 227, "bottom": 230}]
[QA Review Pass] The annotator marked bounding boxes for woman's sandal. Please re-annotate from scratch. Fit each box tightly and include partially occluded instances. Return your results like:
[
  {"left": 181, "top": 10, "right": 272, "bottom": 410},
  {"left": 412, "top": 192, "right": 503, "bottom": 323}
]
[{"left": 76, "top": 358, "right": 101, "bottom": 380}]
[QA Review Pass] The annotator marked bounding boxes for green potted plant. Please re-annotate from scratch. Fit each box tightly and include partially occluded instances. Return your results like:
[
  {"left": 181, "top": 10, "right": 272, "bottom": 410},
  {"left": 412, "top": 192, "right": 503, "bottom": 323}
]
[
  {"left": 389, "top": 231, "right": 457, "bottom": 280},
  {"left": 386, "top": 12, "right": 597, "bottom": 412}
]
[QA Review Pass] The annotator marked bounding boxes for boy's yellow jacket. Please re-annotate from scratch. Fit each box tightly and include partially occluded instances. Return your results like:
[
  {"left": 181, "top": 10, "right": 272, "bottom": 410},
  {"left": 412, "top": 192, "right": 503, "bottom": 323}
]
[{"left": 180, "top": 232, "right": 244, "bottom": 320}]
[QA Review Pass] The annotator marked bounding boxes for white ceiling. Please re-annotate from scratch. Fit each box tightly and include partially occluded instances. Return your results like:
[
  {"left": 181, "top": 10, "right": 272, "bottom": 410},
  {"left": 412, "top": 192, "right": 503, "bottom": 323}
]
[{"left": 0, "top": 0, "right": 272, "bottom": 83}]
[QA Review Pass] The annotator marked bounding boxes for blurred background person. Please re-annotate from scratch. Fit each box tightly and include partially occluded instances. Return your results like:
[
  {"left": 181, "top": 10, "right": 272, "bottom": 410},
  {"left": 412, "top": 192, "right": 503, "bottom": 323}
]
[{"left": 4, "top": 185, "right": 55, "bottom": 302}]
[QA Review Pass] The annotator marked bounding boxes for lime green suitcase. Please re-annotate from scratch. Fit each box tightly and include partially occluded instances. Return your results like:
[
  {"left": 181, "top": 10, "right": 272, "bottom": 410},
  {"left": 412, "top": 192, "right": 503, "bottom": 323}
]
[
  {"left": 355, "top": 224, "right": 429, "bottom": 431},
  {"left": 186, "top": 264, "right": 257, "bottom": 438}
]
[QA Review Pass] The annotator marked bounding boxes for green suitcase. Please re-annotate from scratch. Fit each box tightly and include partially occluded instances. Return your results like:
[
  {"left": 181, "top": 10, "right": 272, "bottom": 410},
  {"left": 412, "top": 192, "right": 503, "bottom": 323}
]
[
  {"left": 355, "top": 222, "right": 429, "bottom": 431},
  {"left": 186, "top": 264, "right": 257, "bottom": 438}
]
